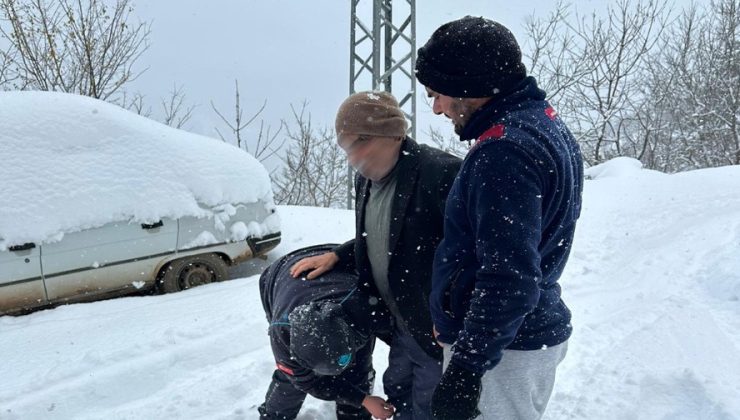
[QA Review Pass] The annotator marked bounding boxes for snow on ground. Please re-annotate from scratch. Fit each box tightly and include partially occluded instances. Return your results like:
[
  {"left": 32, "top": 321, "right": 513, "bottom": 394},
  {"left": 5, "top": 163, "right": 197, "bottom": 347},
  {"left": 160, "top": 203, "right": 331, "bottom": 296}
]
[
  {"left": 0, "top": 91, "right": 276, "bottom": 251},
  {"left": 1, "top": 160, "right": 740, "bottom": 419},
  {"left": 549, "top": 159, "right": 740, "bottom": 419}
]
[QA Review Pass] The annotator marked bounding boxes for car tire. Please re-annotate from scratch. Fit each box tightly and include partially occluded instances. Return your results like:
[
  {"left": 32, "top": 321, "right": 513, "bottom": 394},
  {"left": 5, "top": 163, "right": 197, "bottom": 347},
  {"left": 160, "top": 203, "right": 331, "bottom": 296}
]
[{"left": 158, "top": 253, "right": 229, "bottom": 294}]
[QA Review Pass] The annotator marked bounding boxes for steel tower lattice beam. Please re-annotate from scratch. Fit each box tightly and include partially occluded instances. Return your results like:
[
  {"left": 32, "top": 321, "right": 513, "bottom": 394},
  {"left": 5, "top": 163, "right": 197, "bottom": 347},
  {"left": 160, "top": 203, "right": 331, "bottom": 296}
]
[{"left": 347, "top": 0, "right": 416, "bottom": 208}]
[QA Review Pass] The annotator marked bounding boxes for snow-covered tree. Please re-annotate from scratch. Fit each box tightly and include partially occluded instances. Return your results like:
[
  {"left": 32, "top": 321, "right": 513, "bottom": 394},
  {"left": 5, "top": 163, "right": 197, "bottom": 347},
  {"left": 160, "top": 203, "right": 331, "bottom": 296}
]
[
  {"left": 661, "top": 0, "right": 740, "bottom": 169},
  {"left": 525, "top": 0, "right": 671, "bottom": 166},
  {"left": 524, "top": 0, "right": 738, "bottom": 171}
]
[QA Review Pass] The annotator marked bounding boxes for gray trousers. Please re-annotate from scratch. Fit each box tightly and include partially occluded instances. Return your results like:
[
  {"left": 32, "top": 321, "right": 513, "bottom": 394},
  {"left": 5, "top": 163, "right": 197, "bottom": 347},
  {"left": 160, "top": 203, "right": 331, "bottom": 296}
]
[{"left": 442, "top": 341, "right": 568, "bottom": 420}]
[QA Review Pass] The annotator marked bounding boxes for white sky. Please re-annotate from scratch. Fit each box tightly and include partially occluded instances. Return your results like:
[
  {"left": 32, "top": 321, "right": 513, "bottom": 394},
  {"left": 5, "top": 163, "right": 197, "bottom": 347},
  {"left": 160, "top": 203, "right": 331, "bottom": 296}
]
[{"left": 126, "top": 1, "right": 610, "bottom": 144}]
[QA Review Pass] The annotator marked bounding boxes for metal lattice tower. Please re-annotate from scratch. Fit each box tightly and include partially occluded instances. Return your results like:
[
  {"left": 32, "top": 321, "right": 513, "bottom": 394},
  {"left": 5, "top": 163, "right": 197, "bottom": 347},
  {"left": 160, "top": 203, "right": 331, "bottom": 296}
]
[
  {"left": 350, "top": 0, "right": 416, "bottom": 137},
  {"left": 347, "top": 0, "right": 416, "bottom": 208}
]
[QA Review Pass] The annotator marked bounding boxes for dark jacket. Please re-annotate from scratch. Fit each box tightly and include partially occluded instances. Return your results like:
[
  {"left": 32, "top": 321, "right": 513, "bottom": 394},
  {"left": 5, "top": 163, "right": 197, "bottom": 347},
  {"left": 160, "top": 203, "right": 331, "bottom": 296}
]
[
  {"left": 431, "top": 76, "right": 584, "bottom": 374},
  {"left": 334, "top": 137, "right": 461, "bottom": 360},
  {"left": 260, "top": 244, "right": 390, "bottom": 407}
]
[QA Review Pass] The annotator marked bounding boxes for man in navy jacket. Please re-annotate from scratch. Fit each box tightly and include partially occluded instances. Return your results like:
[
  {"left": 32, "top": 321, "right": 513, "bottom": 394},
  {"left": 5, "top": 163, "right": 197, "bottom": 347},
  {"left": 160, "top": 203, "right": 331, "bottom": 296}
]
[{"left": 415, "top": 16, "right": 584, "bottom": 420}]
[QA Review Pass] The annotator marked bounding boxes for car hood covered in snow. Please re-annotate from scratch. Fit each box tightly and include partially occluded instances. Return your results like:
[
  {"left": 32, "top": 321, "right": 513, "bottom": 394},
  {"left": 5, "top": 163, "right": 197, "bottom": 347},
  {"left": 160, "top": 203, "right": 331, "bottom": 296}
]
[{"left": 0, "top": 91, "right": 278, "bottom": 251}]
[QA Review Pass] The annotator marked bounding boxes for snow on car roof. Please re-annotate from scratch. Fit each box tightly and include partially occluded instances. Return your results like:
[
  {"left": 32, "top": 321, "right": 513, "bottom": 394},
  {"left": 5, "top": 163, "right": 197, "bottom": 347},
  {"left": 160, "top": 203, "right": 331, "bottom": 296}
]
[{"left": 0, "top": 91, "right": 276, "bottom": 250}]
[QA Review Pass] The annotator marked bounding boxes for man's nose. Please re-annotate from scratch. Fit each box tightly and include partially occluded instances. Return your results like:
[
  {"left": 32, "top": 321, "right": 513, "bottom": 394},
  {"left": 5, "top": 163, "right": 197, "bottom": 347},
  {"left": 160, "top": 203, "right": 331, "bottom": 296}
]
[
  {"left": 432, "top": 98, "right": 443, "bottom": 115},
  {"left": 347, "top": 152, "right": 361, "bottom": 167}
]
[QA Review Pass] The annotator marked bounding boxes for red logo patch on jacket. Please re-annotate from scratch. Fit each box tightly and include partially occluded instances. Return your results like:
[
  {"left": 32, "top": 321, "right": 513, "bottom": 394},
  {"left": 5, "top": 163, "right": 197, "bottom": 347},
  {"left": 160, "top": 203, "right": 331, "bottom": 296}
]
[
  {"left": 277, "top": 363, "right": 294, "bottom": 376},
  {"left": 476, "top": 123, "right": 505, "bottom": 145},
  {"left": 545, "top": 106, "right": 558, "bottom": 120}
]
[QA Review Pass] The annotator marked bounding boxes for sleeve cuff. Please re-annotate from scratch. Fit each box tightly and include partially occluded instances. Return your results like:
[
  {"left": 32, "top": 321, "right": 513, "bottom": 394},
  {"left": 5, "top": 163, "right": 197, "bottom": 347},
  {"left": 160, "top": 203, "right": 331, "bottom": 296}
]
[
  {"left": 332, "top": 240, "right": 355, "bottom": 268},
  {"left": 336, "top": 384, "right": 366, "bottom": 407},
  {"left": 450, "top": 349, "right": 493, "bottom": 376}
]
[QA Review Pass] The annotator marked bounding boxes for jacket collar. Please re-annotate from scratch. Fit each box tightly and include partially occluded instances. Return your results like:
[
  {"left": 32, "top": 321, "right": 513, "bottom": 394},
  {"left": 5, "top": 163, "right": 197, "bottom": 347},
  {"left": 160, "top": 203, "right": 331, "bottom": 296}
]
[{"left": 459, "top": 76, "right": 546, "bottom": 141}]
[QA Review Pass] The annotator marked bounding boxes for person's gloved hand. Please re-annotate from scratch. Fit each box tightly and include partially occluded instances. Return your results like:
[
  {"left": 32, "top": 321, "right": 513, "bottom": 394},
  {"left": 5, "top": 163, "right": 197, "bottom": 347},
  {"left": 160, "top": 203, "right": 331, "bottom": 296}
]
[{"left": 431, "top": 362, "right": 483, "bottom": 420}]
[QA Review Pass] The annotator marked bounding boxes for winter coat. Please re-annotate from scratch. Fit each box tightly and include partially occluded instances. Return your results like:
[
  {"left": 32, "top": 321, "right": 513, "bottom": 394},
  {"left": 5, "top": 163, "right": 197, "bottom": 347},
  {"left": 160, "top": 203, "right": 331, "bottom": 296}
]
[
  {"left": 431, "top": 76, "right": 584, "bottom": 374},
  {"left": 260, "top": 244, "right": 390, "bottom": 407},
  {"left": 334, "top": 137, "right": 461, "bottom": 360}
]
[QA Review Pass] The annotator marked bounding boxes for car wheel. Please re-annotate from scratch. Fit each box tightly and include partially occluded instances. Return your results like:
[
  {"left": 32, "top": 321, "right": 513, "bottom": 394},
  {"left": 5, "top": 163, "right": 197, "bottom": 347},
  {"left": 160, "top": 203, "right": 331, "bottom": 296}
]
[{"left": 158, "top": 253, "right": 229, "bottom": 293}]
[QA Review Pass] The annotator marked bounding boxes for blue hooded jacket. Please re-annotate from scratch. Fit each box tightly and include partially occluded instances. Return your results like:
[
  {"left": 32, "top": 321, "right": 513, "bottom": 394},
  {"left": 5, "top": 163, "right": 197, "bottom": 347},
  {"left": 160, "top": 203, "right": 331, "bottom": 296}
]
[
  {"left": 430, "top": 76, "right": 583, "bottom": 374},
  {"left": 260, "top": 244, "right": 391, "bottom": 406}
]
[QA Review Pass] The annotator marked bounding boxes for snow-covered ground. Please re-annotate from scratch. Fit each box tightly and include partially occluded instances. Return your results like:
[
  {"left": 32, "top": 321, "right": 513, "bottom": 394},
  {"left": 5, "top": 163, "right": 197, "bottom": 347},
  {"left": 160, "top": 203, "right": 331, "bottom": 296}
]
[{"left": 1, "top": 159, "right": 739, "bottom": 419}]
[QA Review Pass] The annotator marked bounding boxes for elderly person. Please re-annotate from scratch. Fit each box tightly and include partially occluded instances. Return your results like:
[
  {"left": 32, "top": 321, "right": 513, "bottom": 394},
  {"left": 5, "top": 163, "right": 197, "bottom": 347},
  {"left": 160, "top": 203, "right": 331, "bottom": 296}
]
[{"left": 290, "top": 91, "right": 461, "bottom": 419}]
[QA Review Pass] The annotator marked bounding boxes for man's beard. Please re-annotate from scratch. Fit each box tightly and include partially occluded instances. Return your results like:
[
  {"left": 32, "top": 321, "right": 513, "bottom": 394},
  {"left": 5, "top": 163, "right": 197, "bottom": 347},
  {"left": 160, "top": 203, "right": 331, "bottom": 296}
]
[
  {"left": 453, "top": 121, "right": 464, "bottom": 135},
  {"left": 449, "top": 102, "right": 474, "bottom": 136}
]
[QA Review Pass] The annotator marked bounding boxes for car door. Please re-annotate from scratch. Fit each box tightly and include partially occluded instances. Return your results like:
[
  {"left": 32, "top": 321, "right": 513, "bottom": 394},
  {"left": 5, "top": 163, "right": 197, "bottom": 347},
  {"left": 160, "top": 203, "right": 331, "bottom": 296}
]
[
  {"left": 176, "top": 204, "right": 263, "bottom": 258},
  {"left": 177, "top": 214, "right": 226, "bottom": 252},
  {"left": 42, "top": 219, "right": 178, "bottom": 304},
  {"left": 0, "top": 242, "right": 47, "bottom": 314}
]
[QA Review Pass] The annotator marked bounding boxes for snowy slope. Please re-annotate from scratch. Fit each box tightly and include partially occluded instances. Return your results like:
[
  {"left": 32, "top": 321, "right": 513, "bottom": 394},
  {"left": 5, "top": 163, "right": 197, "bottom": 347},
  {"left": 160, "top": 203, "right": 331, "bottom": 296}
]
[
  {"left": 550, "top": 158, "right": 740, "bottom": 419},
  {"left": 1, "top": 160, "right": 739, "bottom": 419}
]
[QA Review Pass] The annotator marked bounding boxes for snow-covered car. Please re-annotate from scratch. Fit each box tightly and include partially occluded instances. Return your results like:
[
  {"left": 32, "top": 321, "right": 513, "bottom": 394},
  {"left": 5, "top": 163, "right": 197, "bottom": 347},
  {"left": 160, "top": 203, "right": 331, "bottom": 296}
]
[{"left": 0, "top": 91, "right": 281, "bottom": 315}]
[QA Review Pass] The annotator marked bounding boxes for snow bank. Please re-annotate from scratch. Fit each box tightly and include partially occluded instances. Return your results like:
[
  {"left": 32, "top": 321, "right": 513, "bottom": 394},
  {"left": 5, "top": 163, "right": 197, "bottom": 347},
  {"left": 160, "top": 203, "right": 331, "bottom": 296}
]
[
  {"left": 586, "top": 156, "right": 650, "bottom": 179},
  {"left": 0, "top": 91, "right": 276, "bottom": 250},
  {"left": 550, "top": 162, "right": 740, "bottom": 419}
]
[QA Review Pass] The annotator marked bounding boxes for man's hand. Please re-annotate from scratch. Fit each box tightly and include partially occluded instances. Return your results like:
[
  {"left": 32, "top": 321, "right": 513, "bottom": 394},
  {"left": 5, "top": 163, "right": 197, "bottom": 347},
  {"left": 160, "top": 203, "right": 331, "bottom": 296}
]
[
  {"left": 289, "top": 252, "right": 339, "bottom": 279},
  {"left": 431, "top": 362, "right": 483, "bottom": 420},
  {"left": 362, "top": 395, "right": 395, "bottom": 419}
]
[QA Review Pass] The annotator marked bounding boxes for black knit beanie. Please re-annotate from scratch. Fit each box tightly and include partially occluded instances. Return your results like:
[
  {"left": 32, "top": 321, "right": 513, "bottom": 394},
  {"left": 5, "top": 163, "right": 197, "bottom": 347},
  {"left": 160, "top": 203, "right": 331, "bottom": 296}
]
[{"left": 416, "top": 16, "right": 527, "bottom": 98}]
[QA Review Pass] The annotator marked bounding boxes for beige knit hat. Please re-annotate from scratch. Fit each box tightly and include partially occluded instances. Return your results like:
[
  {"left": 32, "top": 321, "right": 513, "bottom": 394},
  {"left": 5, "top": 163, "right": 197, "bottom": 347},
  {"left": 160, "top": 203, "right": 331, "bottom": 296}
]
[{"left": 335, "top": 91, "right": 408, "bottom": 139}]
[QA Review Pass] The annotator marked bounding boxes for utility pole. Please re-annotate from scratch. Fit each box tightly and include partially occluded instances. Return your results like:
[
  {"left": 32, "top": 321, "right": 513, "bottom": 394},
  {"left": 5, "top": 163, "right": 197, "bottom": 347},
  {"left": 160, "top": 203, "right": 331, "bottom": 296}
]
[{"left": 347, "top": 0, "right": 416, "bottom": 209}]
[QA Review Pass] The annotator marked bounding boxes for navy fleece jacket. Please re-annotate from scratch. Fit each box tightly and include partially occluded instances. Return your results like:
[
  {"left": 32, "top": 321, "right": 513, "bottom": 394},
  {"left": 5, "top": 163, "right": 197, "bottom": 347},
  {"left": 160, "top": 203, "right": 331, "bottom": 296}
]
[{"left": 430, "top": 77, "right": 584, "bottom": 374}]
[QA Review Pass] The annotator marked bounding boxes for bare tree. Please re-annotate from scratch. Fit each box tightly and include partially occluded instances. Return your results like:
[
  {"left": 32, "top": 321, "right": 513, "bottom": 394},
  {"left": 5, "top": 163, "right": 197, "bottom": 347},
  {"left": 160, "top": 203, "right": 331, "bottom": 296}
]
[
  {"left": 0, "top": 46, "right": 14, "bottom": 87},
  {"left": 523, "top": 0, "right": 672, "bottom": 166},
  {"left": 0, "top": 0, "right": 150, "bottom": 99},
  {"left": 524, "top": 0, "right": 740, "bottom": 171},
  {"left": 211, "top": 79, "right": 284, "bottom": 162},
  {"left": 627, "top": 0, "right": 740, "bottom": 171},
  {"left": 573, "top": 0, "right": 671, "bottom": 164},
  {"left": 623, "top": 56, "right": 676, "bottom": 171},
  {"left": 523, "top": 1, "right": 592, "bottom": 105},
  {"left": 117, "top": 90, "right": 151, "bottom": 117},
  {"left": 664, "top": 0, "right": 740, "bottom": 168},
  {"left": 272, "top": 102, "right": 351, "bottom": 208},
  {"left": 427, "top": 126, "right": 468, "bottom": 158},
  {"left": 161, "top": 84, "right": 195, "bottom": 129}
]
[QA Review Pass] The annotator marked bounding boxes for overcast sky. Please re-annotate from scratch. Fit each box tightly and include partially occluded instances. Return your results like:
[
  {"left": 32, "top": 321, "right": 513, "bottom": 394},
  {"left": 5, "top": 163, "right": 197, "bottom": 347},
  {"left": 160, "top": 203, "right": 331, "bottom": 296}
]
[{"left": 124, "top": 1, "right": 644, "bottom": 149}]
